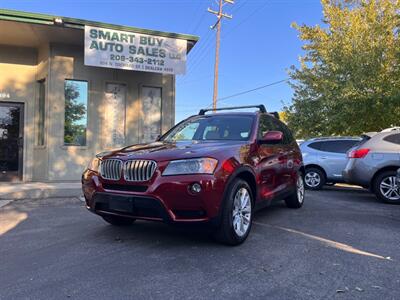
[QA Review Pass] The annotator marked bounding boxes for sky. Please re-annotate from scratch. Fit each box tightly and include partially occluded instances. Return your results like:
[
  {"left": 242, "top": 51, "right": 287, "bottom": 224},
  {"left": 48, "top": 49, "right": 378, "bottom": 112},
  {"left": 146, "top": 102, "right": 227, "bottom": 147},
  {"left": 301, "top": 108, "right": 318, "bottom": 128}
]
[{"left": 1, "top": 0, "right": 323, "bottom": 122}]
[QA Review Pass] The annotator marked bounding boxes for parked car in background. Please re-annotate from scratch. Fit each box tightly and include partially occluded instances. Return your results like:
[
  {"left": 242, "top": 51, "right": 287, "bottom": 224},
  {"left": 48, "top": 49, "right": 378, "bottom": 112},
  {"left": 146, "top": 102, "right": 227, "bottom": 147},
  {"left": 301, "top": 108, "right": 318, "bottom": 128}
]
[
  {"left": 343, "top": 130, "right": 400, "bottom": 204},
  {"left": 300, "top": 137, "right": 361, "bottom": 189},
  {"left": 82, "top": 105, "right": 305, "bottom": 245},
  {"left": 381, "top": 127, "right": 400, "bottom": 132}
]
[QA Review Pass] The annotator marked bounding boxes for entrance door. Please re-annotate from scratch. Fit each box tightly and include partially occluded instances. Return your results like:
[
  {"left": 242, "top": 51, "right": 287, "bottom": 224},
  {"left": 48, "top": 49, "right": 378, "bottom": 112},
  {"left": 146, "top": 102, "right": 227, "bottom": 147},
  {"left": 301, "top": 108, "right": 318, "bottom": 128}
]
[{"left": 0, "top": 102, "right": 24, "bottom": 181}]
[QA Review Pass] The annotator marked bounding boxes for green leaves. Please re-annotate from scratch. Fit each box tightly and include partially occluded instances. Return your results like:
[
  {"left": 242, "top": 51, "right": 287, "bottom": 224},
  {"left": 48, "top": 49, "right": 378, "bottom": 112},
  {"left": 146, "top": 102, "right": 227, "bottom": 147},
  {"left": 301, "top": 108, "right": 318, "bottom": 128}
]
[{"left": 285, "top": 0, "right": 400, "bottom": 138}]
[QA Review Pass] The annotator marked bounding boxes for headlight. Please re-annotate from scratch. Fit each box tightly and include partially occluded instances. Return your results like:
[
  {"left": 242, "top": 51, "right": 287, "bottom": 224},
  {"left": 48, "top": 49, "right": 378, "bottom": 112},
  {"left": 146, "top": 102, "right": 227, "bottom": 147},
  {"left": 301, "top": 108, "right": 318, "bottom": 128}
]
[
  {"left": 163, "top": 158, "right": 218, "bottom": 176},
  {"left": 87, "top": 157, "right": 100, "bottom": 172}
]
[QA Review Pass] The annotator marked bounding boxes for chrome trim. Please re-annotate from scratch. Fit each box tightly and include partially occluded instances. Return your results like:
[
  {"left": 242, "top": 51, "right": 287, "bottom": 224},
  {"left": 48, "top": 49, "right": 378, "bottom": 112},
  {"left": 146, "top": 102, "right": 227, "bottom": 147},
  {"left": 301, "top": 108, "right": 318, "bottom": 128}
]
[
  {"left": 123, "top": 160, "right": 157, "bottom": 182},
  {"left": 100, "top": 159, "right": 122, "bottom": 180}
]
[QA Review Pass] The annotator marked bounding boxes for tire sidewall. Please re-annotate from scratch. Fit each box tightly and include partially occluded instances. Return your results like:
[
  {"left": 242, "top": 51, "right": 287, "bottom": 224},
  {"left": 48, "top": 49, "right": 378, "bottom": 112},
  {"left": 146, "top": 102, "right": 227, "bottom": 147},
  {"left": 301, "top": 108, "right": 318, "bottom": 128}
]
[{"left": 285, "top": 172, "right": 305, "bottom": 208}]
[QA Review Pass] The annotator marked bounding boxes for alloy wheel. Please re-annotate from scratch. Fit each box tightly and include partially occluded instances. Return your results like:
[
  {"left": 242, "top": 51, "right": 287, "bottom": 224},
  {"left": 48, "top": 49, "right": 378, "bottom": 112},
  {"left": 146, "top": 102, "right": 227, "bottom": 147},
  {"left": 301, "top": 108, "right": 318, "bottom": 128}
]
[
  {"left": 305, "top": 172, "right": 321, "bottom": 188},
  {"left": 379, "top": 176, "right": 400, "bottom": 201},
  {"left": 232, "top": 187, "right": 252, "bottom": 237}
]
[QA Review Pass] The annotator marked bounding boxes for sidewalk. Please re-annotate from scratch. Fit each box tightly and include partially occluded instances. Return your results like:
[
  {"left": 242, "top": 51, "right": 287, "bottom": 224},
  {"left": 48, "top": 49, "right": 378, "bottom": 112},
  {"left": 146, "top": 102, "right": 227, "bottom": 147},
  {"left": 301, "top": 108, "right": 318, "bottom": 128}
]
[{"left": 0, "top": 181, "right": 82, "bottom": 201}]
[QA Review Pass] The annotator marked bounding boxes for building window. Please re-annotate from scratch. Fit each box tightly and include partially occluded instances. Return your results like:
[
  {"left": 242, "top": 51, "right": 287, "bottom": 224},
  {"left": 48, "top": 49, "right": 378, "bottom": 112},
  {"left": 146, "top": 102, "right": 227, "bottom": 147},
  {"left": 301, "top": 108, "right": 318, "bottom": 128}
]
[
  {"left": 141, "top": 86, "right": 162, "bottom": 143},
  {"left": 103, "top": 83, "right": 126, "bottom": 149},
  {"left": 64, "top": 80, "right": 88, "bottom": 146},
  {"left": 37, "top": 79, "right": 46, "bottom": 146}
]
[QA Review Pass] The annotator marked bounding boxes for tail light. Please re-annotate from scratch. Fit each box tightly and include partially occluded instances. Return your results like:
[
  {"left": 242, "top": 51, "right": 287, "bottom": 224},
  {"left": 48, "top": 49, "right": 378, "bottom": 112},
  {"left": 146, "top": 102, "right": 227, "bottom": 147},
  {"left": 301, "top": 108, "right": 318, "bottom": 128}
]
[{"left": 348, "top": 148, "right": 370, "bottom": 159}]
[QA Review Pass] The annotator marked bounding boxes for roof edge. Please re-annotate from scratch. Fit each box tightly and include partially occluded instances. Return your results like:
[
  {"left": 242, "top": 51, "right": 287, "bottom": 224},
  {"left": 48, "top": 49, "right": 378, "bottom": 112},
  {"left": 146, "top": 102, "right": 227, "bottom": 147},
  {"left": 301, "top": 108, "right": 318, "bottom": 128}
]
[{"left": 0, "top": 8, "right": 199, "bottom": 42}]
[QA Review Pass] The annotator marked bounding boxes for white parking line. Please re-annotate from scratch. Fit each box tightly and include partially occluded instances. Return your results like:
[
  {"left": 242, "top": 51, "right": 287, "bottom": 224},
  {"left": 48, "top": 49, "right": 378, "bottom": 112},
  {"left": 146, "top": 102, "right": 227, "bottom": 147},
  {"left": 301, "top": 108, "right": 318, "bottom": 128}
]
[
  {"left": 254, "top": 221, "right": 392, "bottom": 261},
  {"left": 0, "top": 200, "right": 12, "bottom": 209}
]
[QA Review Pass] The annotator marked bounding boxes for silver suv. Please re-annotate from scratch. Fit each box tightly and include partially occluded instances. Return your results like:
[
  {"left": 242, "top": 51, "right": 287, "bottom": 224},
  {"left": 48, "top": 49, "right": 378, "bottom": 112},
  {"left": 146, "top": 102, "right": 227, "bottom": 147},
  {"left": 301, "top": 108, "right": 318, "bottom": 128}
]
[
  {"left": 343, "top": 130, "right": 400, "bottom": 204},
  {"left": 300, "top": 137, "right": 361, "bottom": 189}
]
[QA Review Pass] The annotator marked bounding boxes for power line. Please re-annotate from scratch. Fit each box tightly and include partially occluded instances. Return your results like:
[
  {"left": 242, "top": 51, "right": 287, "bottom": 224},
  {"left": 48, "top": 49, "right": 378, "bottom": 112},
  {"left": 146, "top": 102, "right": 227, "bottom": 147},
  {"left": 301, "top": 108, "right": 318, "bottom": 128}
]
[
  {"left": 223, "top": 1, "right": 269, "bottom": 39},
  {"left": 205, "top": 79, "right": 289, "bottom": 108}
]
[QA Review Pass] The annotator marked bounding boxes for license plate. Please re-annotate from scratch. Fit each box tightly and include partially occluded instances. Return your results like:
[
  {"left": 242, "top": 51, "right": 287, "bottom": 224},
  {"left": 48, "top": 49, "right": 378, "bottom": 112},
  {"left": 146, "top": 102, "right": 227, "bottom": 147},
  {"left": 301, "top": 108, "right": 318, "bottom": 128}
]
[{"left": 109, "top": 198, "right": 134, "bottom": 212}]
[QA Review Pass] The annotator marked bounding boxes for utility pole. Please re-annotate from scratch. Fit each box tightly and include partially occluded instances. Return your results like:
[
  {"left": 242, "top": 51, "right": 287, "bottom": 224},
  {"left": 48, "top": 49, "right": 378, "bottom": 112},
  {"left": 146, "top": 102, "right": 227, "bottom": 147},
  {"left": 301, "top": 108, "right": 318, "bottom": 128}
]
[{"left": 208, "top": 0, "right": 234, "bottom": 111}]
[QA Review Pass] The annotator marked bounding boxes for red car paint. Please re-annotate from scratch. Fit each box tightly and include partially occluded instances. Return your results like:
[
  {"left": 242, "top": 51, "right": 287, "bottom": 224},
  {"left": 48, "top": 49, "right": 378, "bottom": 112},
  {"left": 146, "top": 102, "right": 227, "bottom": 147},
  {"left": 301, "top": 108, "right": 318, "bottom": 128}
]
[{"left": 82, "top": 112, "right": 303, "bottom": 225}]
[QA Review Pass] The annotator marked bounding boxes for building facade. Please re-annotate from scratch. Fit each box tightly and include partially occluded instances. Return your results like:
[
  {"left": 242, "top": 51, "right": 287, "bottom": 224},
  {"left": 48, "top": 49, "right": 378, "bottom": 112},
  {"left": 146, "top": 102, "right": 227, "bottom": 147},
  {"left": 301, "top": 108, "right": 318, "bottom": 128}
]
[{"left": 0, "top": 9, "right": 197, "bottom": 182}]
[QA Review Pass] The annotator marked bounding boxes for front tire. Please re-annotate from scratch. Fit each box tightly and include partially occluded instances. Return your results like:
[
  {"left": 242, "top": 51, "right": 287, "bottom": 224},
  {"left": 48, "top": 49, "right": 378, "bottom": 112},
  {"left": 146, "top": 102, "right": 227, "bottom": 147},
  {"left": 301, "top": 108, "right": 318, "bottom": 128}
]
[
  {"left": 102, "top": 215, "right": 136, "bottom": 226},
  {"left": 214, "top": 179, "right": 253, "bottom": 246},
  {"left": 304, "top": 167, "right": 325, "bottom": 190},
  {"left": 373, "top": 171, "right": 400, "bottom": 204},
  {"left": 285, "top": 173, "right": 305, "bottom": 208}
]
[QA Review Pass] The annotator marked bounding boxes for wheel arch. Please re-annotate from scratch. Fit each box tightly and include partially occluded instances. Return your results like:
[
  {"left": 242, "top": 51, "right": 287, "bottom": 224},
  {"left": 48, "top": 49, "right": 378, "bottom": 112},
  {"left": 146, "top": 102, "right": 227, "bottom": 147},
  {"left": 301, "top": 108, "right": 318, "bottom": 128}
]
[
  {"left": 305, "top": 164, "right": 327, "bottom": 179},
  {"left": 299, "top": 165, "right": 305, "bottom": 177},
  {"left": 370, "top": 166, "right": 400, "bottom": 192},
  {"left": 235, "top": 169, "right": 257, "bottom": 204},
  {"left": 215, "top": 166, "right": 257, "bottom": 226}
]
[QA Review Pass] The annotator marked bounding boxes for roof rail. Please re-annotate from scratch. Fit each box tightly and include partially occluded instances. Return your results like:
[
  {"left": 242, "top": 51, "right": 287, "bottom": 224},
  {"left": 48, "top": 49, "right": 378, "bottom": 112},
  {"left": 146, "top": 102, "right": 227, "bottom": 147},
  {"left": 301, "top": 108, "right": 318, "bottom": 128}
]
[
  {"left": 270, "top": 112, "right": 280, "bottom": 119},
  {"left": 198, "top": 104, "right": 266, "bottom": 115}
]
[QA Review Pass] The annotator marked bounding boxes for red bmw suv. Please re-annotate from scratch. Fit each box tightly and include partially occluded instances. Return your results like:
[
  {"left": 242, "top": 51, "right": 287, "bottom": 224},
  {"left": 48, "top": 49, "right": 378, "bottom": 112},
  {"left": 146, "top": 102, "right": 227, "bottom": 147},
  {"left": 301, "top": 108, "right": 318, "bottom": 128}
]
[{"left": 82, "top": 105, "right": 305, "bottom": 245}]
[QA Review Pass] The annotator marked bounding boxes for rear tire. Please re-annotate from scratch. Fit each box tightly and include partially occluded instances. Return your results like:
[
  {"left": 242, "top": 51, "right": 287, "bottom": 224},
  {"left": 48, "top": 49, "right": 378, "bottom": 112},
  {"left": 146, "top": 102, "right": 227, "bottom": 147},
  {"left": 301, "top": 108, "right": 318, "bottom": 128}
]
[
  {"left": 285, "top": 173, "right": 305, "bottom": 208},
  {"left": 213, "top": 179, "right": 253, "bottom": 246},
  {"left": 373, "top": 170, "right": 400, "bottom": 204},
  {"left": 102, "top": 215, "right": 136, "bottom": 226},
  {"left": 304, "top": 167, "right": 326, "bottom": 190}
]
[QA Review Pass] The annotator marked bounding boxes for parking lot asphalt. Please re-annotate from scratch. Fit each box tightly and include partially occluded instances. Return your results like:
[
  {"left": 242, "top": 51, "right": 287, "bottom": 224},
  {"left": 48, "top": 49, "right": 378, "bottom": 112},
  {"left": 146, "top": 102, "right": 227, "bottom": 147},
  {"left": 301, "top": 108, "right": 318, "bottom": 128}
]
[{"left": 0, "top": 187, "right": 399, "bottom": 300}]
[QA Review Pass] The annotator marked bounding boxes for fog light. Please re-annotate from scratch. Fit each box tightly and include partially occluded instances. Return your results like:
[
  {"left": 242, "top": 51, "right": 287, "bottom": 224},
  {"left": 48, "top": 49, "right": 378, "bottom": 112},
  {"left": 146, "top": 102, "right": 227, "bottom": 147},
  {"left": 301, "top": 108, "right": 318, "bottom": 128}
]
[{"left": 190, "top": 183, "right": 202, "bottom": 193}]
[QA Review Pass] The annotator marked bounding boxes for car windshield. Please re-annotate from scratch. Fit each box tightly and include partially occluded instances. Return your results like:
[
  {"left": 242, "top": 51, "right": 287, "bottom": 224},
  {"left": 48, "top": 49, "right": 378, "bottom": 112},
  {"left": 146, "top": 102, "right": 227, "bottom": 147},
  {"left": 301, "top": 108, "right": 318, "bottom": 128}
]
[{"left": 162, "top": 115, "right": 254, "bottom": 142}]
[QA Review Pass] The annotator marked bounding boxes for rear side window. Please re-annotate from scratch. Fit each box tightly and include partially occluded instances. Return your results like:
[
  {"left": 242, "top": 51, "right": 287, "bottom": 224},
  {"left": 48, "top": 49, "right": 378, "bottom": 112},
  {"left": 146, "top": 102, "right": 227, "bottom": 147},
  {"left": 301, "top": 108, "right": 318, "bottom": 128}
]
[
  {"left": 324, "top": 140, "right": 359, "bottom": 153},
  {"left": 308, "top": 140, "right": 358, "bottom": 153},
  {"left": 308, "top": 142, "right": 325, "bottom": 151},
  {"left": 383, "top": 133, "right": 400, "bottom": 145}
]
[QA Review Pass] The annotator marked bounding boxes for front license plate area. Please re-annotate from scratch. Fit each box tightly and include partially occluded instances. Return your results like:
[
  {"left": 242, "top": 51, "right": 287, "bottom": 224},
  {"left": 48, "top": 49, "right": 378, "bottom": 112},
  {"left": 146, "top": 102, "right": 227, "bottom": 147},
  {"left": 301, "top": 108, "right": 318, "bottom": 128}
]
[{"left": 109, "top": 197, "right": 134, "bottom": 213}]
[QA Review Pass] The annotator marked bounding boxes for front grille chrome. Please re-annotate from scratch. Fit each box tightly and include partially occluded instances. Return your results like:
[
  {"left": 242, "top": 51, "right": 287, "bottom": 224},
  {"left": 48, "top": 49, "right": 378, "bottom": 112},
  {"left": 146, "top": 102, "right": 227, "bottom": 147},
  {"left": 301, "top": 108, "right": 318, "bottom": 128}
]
[
  {"left": 100, "top": 159, "right": 122, "bottom": 180},
  {"left": 123, "top": 160, "right": 157, "bottom": 182}
]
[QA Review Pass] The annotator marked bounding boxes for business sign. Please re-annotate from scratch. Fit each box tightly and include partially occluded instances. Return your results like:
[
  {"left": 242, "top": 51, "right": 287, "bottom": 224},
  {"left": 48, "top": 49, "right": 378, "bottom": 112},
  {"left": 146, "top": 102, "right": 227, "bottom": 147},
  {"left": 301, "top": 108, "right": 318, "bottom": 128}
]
[{"left": 84, "top": 25, "right": 187, "bottom": 75}]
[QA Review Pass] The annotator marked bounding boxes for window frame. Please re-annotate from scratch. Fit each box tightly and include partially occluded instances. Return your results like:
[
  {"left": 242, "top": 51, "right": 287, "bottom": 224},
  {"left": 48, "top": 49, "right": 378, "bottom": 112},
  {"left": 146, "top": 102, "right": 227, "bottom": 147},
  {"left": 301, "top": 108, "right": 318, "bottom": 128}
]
[
  {"left": 63, "top": 79, "right": 89, "bottom": 148},
  {"left": 308, "top": 139, "right": 359, "bottom": 153},
  {"left": 258, "top": 114, "right": 291, "bottom": 145},
  {"left": 36, "top": 78, "right": 46, "bottom": 147},
  {"left": 383, "top": 133, "right": 400, "bottom": 145}
]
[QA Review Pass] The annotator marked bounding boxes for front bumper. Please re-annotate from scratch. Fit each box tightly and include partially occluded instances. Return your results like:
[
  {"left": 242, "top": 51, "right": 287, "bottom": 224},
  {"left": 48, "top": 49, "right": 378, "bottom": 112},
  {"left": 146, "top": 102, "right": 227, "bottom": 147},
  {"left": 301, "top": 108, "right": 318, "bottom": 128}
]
[{"left": 82, "top": 169, "right": 227, "bottom": 224}]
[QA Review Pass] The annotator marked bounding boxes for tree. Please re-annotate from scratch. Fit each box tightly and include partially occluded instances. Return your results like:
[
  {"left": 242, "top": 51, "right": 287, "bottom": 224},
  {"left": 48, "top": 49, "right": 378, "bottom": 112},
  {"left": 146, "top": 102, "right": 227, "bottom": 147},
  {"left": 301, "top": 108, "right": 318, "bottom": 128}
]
[
  {"left": 64, "top": 81, "right": 87, "bottom": 145},
  {"left": 285, "top": 0, "right": 400, "bottom": 138}
]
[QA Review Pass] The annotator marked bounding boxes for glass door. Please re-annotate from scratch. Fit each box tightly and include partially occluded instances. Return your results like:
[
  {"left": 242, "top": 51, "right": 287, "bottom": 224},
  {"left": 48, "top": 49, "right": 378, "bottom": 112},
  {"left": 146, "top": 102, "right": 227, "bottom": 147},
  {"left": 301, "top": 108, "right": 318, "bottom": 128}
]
[{"left": 0, "top": 102, "right": 24, "bottom": 181}]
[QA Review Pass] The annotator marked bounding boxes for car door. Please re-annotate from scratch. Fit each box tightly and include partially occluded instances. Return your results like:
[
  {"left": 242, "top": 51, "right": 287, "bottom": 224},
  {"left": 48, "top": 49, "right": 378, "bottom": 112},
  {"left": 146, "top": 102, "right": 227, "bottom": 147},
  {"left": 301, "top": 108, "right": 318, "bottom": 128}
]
[
  {"left": 271, "top": 117, "right": 296, "bottom": 189},
  {"left": 255, "top": 115, "right": 287, "bottom": 200},
  {"left": 319, "top": 140, "right": 358, "bottom": 181}
]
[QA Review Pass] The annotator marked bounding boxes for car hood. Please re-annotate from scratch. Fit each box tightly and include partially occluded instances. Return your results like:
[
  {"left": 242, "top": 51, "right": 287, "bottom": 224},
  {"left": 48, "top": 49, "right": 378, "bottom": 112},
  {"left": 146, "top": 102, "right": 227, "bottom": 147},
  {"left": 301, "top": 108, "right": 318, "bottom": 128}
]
[{"left": 100, "top": 140, "right": 248, "bottom": 162}]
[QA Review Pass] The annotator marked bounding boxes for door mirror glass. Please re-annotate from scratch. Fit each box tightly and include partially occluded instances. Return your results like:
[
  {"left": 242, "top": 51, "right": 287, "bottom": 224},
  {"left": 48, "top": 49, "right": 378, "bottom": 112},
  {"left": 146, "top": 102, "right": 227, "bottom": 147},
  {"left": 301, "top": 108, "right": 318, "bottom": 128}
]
[{"left": 260, "top": 131, "right": 283, "bottom": 144}]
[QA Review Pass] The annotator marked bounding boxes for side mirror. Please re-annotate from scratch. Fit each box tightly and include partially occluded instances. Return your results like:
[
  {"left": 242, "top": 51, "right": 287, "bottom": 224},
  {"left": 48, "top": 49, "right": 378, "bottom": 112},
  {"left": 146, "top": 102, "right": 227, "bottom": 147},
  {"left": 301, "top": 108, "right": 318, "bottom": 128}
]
[{"left": 259, "top": 131, "right": 283, "bottom": 144}]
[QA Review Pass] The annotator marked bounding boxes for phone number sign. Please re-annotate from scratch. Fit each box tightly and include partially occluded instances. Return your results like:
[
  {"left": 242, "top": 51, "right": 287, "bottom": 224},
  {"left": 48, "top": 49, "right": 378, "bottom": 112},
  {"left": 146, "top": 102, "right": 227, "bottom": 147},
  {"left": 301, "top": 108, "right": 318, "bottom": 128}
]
[{"left": 84, "top": 25, "right": 187, "bottom": 75}]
